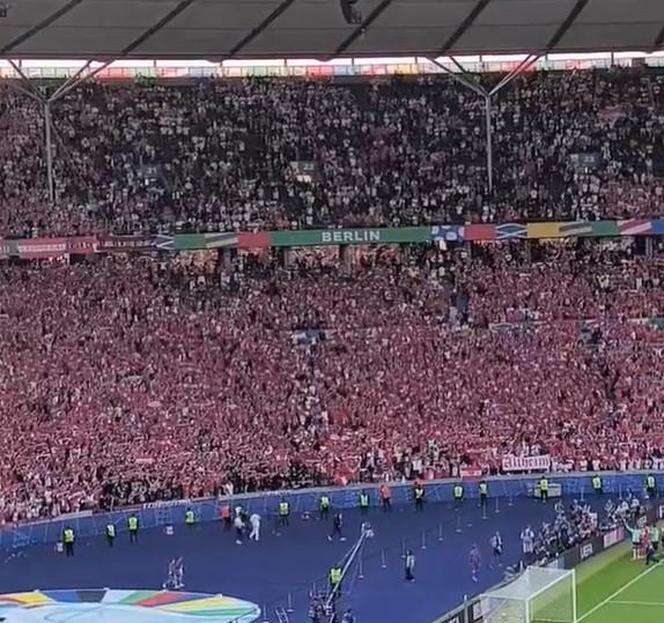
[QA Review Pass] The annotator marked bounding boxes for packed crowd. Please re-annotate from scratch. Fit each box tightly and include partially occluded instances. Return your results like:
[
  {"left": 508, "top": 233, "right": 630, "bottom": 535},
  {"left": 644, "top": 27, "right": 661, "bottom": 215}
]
[
  {"left": 1, "top": 67, "right": 664, "bottom": 237},
  {"left": 461, "top": 240, "right": 664, "bottom": 324},
  {"left": 525, "top": 499, "right": 600, "bottom": 566},
  {"left": 527, "top": 493, "right": 647, "bottom": 566},
  {"left": 2, "top": 236, "right": 664, "bottom": 522}
]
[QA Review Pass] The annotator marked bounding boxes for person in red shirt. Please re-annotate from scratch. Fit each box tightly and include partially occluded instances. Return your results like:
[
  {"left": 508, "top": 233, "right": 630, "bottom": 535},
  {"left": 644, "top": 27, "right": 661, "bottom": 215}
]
[
  {"left": 219, "top": 504, "right": 231, "bottom": 531},
  {"left": 379, "top": 483, "right": 392, "bottom": 512}
]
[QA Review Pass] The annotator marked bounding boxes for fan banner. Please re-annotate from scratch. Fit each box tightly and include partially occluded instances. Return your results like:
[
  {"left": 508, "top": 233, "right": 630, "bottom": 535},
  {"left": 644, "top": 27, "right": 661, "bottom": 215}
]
[{"left": 501, "top": 454, "right": 551, "bottom": 472}]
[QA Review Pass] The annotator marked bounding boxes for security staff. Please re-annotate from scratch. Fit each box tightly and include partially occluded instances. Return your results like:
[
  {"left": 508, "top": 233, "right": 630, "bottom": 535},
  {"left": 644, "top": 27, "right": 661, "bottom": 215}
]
[
  {"left": 105, "top": 522, "right": 116, "bottom": 547},
  {"left": 453, "top": 482, "right": 464, "bottom": 507},
  {"left": 62, "top": 526, "right": 75, "bottom": 557},
  {"left": 645, "top": 474, "right": 657, "bottom": 499},
  {"left": 413, "top": 482, "right": 425, "bottom": 512},
  {"left": 185, "top": 508, "right": 195, "bottom": 527},
  {"left": 319, "top": 495, "right": 330, "bottom": 520},
  {"left": 538, "top": 476, "right": 549, "bottom": 502},
  {"left": 278, "top": 499, "right": 290, "bottom": 527},
  {"left": 328, "top": 564, "right": 343, "bottom": 598},
  {"left": 358, "top": 490, "right": 369, "bottom": 515},
  {"left": 128, "top": 514, "right": 139, "bottom": 543},
  {"left": 592, "top": 474, "right": 603, "bottom": 495},
  {"left": 479, "top": 480, "right": 489, "bottom": 507}
]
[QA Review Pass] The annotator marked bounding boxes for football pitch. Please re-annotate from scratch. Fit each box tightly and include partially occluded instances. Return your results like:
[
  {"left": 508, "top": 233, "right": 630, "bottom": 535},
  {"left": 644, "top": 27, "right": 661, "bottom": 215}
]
[{"left": 573, "top": 541, "right": 664, "bottom": 623}]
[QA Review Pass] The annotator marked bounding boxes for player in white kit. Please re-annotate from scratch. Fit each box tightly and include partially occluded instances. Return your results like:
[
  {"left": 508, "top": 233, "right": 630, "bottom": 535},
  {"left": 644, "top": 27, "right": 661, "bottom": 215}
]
[{"left": 249, "top": 513, "right": 261, "bottom": 541}]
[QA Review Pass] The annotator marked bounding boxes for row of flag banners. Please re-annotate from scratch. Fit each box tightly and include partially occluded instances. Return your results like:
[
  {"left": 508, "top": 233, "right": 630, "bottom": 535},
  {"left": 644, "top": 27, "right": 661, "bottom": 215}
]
[{"left": 0, "top": 219, "right": 662, "bottom": 260}]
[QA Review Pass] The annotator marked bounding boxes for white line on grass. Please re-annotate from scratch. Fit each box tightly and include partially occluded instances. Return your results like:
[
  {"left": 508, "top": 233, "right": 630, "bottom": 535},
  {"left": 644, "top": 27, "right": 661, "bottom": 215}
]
[
  {"left": 611, "top": 600, "right": 664, "bottom": 606},
  {"left": 578, "top": 561, "right": 663, "bottom": 621}
]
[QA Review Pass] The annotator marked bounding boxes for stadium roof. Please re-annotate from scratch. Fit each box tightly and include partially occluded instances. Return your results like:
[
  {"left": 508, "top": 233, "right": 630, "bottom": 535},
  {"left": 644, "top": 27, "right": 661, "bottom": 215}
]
[{"left": 0, "top": 0, "right": 663, "bottom": 61}]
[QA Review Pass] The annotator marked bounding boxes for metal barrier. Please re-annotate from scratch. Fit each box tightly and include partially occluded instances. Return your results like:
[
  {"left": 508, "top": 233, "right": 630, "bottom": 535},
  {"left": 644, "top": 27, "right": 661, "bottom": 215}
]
[{"left": 1, "top": 470, "right": 660, "bottom": 551}]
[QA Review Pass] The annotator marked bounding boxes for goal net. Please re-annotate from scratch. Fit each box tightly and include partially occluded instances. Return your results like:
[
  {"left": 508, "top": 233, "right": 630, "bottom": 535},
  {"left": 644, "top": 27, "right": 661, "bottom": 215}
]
[{"left": 480, "top": 567, "right": 577, "bottom": 623}]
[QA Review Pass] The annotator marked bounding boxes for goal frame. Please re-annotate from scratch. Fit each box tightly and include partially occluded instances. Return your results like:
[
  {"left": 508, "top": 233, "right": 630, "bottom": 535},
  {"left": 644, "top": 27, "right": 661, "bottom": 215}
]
[{"left": 481, "top": 566, "right": 577, "bottom": 623}]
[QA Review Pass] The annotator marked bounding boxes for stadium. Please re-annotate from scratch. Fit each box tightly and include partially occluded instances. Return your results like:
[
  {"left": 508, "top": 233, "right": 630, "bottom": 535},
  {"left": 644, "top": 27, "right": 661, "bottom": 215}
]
[{"left": 1, "top": 0, "right": 664, "bottom": 622}]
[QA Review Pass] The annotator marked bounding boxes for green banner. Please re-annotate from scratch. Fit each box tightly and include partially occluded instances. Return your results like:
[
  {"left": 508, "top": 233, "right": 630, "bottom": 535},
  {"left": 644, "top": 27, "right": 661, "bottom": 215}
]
[
  {"left": 270, "top": 227, "right": 430, "bottom": 247},
  {"left": 172, "top": 232, "right": 239, "bottom": 251}
]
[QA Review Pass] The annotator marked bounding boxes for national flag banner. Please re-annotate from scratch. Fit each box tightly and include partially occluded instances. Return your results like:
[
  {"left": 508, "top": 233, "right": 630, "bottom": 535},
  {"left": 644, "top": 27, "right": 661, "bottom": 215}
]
[
  {"left": 501, "top": 454, "right": 551, "bottom": 472},
  {"left": 430, "top": 225, "right": 463, "bottom": 242},
  {"left": 172, "top": 233, "right": 238, "bottom": 251},
  {"left": 496, "top": 223, "right": 526, "bottom": 239},
  {"left": 526, "top": 222, "right": 568, "bottom": 239},
  {"left": 237, "top": 232, "right": 271, "bottom": 249},
  {"left": 200, "top": 232, "right": 238, "bottom": 249},
  {"left": 154, "top": 235, "right": 175, "bottom": 251},
  {"left": 559, "top": 221, "right": 619, "bottom": 238},
  {"left": 558, "top": 222, "right": 595, "bottom": 237},
  {"left": 464, "top": 224, "right": 496, "bottom": 241},
  {"left": 618, "top": 220, "right": 653, "bottom": 236}
]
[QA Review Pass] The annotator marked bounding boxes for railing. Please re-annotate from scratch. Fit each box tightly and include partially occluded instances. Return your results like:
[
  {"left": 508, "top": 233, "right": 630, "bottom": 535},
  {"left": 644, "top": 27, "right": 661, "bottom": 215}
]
[
  {"left": 1, "top": 55, "right": 663, "bottom": 81},
  {"left": 1, "top": 470, "right": 660, "bottom": 551}
]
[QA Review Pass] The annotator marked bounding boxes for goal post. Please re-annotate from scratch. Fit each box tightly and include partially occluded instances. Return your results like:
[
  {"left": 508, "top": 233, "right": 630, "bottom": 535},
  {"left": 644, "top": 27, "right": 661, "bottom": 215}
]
[{"left": 480, "top": 567, "right": 577, "bottom": 623}]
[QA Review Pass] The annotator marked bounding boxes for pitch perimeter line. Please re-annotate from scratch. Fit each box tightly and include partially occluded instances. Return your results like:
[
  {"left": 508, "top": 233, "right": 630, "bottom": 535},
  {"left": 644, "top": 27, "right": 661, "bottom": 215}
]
[
  {"left": 578, "top": 561, "right": 663, "bottom": 621},
  {"left": 611, "top": 600, "right": 664, "bottom": 606}
]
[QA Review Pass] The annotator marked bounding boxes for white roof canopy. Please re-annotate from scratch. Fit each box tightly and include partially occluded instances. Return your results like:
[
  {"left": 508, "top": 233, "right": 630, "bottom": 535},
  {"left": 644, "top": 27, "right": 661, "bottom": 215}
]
[{"left": 0, "top": 0, "right": 663, "bottom": 61}]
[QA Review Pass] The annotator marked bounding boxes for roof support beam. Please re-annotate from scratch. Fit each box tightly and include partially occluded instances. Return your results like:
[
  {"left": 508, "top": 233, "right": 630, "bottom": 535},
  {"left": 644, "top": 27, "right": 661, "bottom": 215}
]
[
  {"left": 545, "top": 0, "right": 589, "bottom": 51},
  {"left": 332, "top": 0, "right": 394, "bottom": 58},
  {"left": 49, "top": 60, "right": 91, "bottom": 100},
  {"left": 49, "top": 59, "right": 115, "bottom": 102},
  {"left": 438, "top": 0, "right": 492, "bottom": 56},
  {"left": 7, "top": 60, "right": 46, "bottom": 103},
  {"left": 654, "top": 25, "right": 664, "bottom": 51},
  {"left": 228, "top": 0, "right": 296, "bottom": 58},
  {"left": 489, "top": 53, "right": 541, "bottom": 96},
  {"left": 120, "top": 0, "right": 198, "bottom": 57},
  {"left": 426, "top": 57, "right": 487, "bottom": 98},
  {"left": 0, "top": 0, "right": 86, "bottom": 56}
]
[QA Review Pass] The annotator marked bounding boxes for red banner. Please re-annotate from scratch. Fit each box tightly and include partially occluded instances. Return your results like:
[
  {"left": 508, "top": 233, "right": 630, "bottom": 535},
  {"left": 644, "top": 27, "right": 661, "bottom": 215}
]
[{"left": 17, "top": 236, "right": 97, "bottom": 259}]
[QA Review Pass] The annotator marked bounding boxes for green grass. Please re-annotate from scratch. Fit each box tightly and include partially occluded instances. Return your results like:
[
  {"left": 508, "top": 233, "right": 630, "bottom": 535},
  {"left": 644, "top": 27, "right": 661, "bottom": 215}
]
[
  {"left": 435, "top": 537, "right": 664, "bottom": 623},
  {"left": 570, "top": 540, "right": 664, "bottom": 623}
]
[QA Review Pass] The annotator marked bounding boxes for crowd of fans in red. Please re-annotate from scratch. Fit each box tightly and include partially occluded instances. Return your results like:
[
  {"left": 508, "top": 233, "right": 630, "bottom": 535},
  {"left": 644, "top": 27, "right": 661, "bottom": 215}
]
[
  {"left": 1, "top": 67, "right": 664, "bottom": 237},
  {"left": 1, "top": 67, "right": 664, "bottom": 523},
  {"left": 1, "top": 236, "right": 664, "bottom": 523}
]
